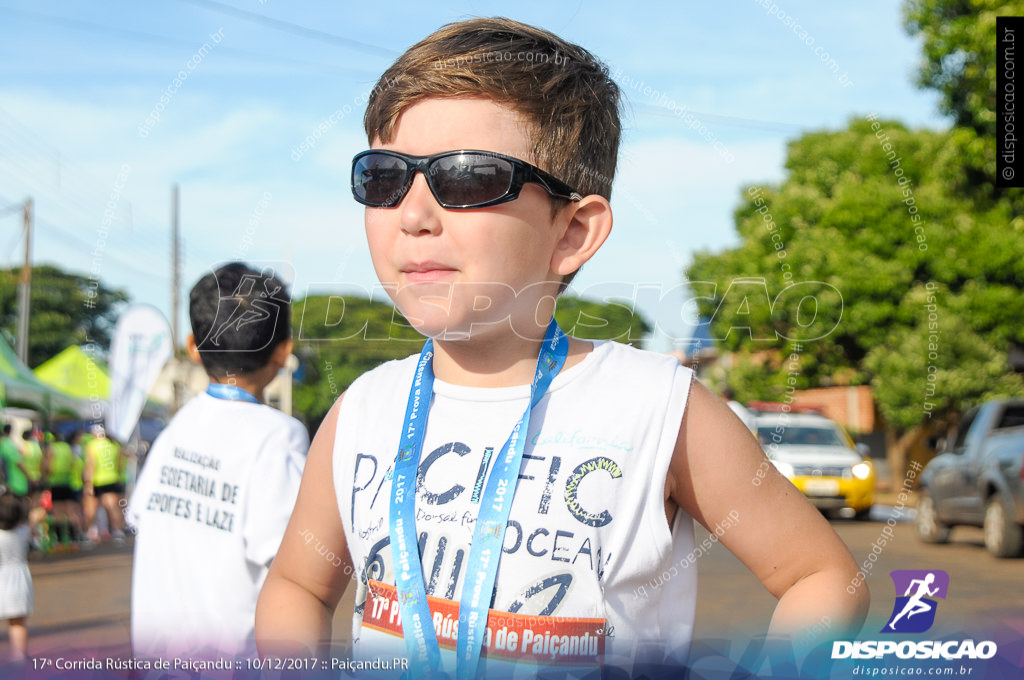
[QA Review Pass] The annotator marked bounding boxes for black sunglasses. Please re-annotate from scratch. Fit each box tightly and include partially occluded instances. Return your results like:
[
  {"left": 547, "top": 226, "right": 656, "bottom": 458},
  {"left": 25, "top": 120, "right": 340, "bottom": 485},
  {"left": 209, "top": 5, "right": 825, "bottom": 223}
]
[{"left": 351, "top": 149, "right": 583, "bottom": 209}]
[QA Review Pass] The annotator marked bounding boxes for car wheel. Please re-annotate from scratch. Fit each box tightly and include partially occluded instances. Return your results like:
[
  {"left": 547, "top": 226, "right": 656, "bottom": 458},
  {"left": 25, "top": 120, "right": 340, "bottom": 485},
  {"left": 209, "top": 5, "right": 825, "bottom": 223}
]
[
  {"left": 984, "top": 493, "right": 1024, "bottom": 558},
  {"left": 915, "top": 490, "right": 950, "bottom": 544},
  {"left": 853, "top": 506, "right": 873, "bottom": 521}
]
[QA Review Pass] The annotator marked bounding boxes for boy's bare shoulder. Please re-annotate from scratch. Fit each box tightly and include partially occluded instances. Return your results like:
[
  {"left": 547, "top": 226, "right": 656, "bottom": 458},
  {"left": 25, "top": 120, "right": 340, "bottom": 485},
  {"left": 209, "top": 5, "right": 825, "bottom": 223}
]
[
  {"left": 345, "top": 352, "right": 421, "bottom": 396},
  {"left": 329, "top": 352, "right": 422, "bottom": 427},
  {"left": 604, "top": 338, "right": 689, "bottom": 365},
  {"left": 584, "top": 339, "right": 694, "bottom": 385}
]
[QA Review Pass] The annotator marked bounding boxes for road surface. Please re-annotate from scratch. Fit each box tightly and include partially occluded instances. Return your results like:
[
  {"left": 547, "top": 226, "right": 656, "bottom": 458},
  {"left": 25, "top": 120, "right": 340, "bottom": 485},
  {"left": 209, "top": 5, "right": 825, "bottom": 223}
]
[{"left": 1, "top": 508, "right": 1020, "bottom": 672}]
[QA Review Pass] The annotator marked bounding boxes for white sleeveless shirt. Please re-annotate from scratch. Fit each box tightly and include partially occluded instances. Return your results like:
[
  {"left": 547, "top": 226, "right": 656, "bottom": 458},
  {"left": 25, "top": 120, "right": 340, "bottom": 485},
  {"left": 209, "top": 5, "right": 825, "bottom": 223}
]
[{"left": 333, "top": 339, "right": 696, "bottom": 676}]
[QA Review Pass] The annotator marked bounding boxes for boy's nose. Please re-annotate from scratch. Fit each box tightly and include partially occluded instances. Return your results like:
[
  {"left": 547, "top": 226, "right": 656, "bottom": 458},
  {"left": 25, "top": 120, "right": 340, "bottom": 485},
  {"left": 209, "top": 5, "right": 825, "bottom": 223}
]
[{"left": 399, "top": 173, "right": 442, "bottom": 236}]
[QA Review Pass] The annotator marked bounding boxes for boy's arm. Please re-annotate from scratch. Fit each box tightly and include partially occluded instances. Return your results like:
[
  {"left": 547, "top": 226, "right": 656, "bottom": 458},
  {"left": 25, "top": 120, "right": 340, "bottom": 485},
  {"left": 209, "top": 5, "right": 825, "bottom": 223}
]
[
  {"left": 667, "top": 379, "right": 869, "bottom": 641},
  {"left": 255, "top": 396, "right": 353, "bottom": 659}
]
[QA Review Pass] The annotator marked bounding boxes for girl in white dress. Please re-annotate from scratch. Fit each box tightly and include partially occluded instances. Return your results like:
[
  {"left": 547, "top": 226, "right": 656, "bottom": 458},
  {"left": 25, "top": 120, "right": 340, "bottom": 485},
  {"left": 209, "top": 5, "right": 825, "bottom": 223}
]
[{"left": 0, "top": 493, "right": 33, "bottom": 661}]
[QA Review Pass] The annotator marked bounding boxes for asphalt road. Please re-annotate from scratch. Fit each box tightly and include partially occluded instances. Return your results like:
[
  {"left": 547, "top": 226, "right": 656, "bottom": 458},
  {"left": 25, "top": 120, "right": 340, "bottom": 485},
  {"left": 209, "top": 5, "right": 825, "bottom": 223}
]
[
  {"left": 691, "top": 508, "right": 1024, "bottom": 643},
  {"left": 2, "top": 508, "right": 1020, "bottom": 669},
  {"left": 0, "top": 541, "right": 357, "bottom": 667}
]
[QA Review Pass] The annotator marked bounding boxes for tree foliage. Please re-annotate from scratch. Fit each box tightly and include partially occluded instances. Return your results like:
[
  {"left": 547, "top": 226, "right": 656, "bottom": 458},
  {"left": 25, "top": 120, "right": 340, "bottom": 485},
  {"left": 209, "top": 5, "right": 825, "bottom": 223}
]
[
  {"left": 553, "top": 295, "right": 650, "bottom": 345},
  {"left": 903, "top": 0, "right": 1023, "bottom": 138},
  {"left": 290, "top": 293, "right": 651, "bottom": 423},
  {"left": 686, "top": 117, "right": 1024, "bottom": 432},
  {"left": 290, "top": 294, "right": 422, "bottom": 423},
  {"left": 903, "top": 0, "right": 1024, "bottom": 202},
  {"left": 0, "top": 265, "right": 129, "bottom": 367}
]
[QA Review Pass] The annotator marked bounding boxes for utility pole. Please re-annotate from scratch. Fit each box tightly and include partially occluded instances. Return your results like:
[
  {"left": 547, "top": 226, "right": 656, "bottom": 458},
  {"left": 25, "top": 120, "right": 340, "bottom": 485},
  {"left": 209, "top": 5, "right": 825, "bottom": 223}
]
[
  {"left": 171, "top": 184, "right": 180, "bottom": 354},
  {"left": 171, "top": 184, "right": 182, "bottom": 413},
  {"left": 16, "top": 198, "right": 33, "bottom": 365}
]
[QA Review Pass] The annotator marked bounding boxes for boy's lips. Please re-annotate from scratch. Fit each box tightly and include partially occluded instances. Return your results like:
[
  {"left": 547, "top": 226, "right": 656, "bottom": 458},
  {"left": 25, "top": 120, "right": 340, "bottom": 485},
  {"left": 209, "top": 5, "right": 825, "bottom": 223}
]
[{"left": 399, "top": 262, "right": 458, "bottom": 282}]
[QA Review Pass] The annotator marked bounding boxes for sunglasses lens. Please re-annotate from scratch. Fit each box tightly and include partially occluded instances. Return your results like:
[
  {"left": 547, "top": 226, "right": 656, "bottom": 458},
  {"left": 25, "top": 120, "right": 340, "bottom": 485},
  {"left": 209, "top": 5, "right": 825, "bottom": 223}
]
[
  {"left": 353, "top": 153, "right": 409, "bottom": 206},
  {"left": 430, "top": 154, "right": 514, "bottom": 207}
]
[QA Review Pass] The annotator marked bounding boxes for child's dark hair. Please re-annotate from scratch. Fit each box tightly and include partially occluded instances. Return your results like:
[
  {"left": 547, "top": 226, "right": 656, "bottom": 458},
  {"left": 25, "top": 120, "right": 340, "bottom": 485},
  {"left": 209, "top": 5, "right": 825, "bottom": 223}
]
[
  {"left": 0, "top": 493, "right": 25, "bottom": 531},
  {"left": 189, "top": 262, "right": 291, "bottom": 378}
]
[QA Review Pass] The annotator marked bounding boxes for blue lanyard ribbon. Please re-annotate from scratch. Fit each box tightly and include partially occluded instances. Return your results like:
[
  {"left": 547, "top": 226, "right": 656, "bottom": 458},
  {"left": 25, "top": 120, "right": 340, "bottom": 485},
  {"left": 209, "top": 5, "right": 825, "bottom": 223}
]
[
  {"left": 389, "top": 319, "right": 569, "bottom": 679},
  {"left": 205, "top": 383, "right": 260, "bottom": 404}
]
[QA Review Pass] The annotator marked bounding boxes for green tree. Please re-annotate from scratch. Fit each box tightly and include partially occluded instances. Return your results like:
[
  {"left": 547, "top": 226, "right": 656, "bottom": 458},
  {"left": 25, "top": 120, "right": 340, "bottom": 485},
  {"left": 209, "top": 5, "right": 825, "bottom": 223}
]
[
  {"left": 903, "top": 0, "right": 1024, "bottom": 202},
  {"left": 0, "top": 265, "right": 129, "bottom": 367},
  {"left": 291, "top": 294, "right": 422, "bottom": 422},
  {"left": 685, "top": 0, "right": 1024, "bottom": 476},
  {"left": 864, "top": 283, "right": 1024, "bottom": 431},
  {"left": 291, "top": 292, "right": 651, "bottom": 422},
  {"left": 686, "top": 118, "right": 1024, "bottom": 450},
  {"left": 554, "top": 295, "right": 650, "bottom": 345}
]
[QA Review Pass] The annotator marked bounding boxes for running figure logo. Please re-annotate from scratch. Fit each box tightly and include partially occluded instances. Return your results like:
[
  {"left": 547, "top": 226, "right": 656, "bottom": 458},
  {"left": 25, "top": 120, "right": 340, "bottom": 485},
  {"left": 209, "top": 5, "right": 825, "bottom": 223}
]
[
  {"left": 208, "top": 270, "right": 283, "bottom": 349},
  {"left": 882, "top": 569, "right": 949, "bottom": 634}
]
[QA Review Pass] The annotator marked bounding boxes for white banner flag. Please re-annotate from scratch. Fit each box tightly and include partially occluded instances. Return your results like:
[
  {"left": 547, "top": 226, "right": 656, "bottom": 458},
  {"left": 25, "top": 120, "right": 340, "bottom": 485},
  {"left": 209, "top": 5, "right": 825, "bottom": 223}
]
[{"left": 106, "top": 305, "right": 173, "bottom": 442}]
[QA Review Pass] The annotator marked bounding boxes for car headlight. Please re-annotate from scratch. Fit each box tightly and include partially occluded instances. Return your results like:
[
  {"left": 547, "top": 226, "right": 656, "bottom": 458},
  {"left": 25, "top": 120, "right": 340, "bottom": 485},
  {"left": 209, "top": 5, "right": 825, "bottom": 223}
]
[
  {"left": 772, "top": 461, "right": 795, "bottom": 479},
  {"left": 851, "top": 462, "right": 872, "bottom": 480}
]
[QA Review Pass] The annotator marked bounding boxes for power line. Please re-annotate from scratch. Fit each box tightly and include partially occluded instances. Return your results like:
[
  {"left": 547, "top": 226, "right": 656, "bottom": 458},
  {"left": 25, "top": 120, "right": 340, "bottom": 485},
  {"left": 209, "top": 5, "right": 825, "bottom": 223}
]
[
  {"left": 0, "top": 169, "right": 172, "bottom": 295},
  {"left": 172, "top": 0, "right": 397, "bottom": 59},
  {"left": 0, "top": 201, "right": 25, "bottom": 217},
  {"left": 0, "top": 5, "right": 373, "bottom": 75},
  {"left": 32, "top": 215, "right": 170, "bottom": 283},
  {"left": 5, "top": 229, "right": 25, "bottom": 266},
  {"left": 0, "top": 115, "right": 240, "bottom": 284},
  {"left": 1, "top": 6, "right": 813, "bottom": 137},
  {"left": 0, "top": 110, "right": 139, "bottom": 225},
  {"left": 0, "top": 109, "right": 171, "bottom": 257},
  {"left": 632, "top": 102, "right": 805, "bottom": 134}
]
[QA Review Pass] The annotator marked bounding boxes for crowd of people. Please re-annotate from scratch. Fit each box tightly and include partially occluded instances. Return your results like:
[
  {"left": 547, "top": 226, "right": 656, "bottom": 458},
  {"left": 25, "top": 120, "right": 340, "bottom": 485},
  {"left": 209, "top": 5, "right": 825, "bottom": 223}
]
[
  {"left": 0, "top": 424, "right": 129, "bottom": 552},
  {"left": 0, "top": 423, "right": 132, "bottom": 660}
]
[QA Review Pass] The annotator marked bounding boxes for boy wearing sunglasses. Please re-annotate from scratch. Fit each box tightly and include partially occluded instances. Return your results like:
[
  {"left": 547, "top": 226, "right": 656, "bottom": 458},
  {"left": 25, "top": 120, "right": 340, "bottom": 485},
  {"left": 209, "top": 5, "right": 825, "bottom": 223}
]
[{"left": 257, "top": 17, "right": 868, "bottom": 678}]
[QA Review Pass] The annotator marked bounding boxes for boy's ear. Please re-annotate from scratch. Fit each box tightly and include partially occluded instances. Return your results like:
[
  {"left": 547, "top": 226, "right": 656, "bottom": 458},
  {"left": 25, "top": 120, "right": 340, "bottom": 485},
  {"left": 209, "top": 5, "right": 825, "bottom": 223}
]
[
  {"left": 270, "top": 338, "right": 294, "bottom": 369},
  {"left": 185, "top": 334, "right": 202, "bottom": 365},
  {"left": 550, "top": 195, "right": 613, "bottom": 278}
]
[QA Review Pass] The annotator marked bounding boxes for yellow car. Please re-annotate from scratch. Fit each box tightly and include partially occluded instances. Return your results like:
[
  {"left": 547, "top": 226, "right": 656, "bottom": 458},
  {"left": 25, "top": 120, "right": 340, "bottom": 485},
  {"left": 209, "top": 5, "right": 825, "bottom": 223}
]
[{"left": 755, "top": 412, "right": 875, "bottom": 519}]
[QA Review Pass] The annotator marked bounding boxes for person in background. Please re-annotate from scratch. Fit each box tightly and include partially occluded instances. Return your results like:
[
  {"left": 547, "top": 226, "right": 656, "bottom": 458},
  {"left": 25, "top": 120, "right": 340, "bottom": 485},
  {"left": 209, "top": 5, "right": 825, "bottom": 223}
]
[
  {"left": 20, "top": 431, "right": 42, "bottom": 494},
  {"left": 82, "top": 425, "right": 126, "bottom": 544},
  {"left": 69, "top": 432, "right": 86, "bottom": 546},
  {"left": 43, "top": 432, "right": 81, "bottom": 547},
  {"left": 0, "top": 492, "right": 34, "bottom": 662},
  {"left": 0, "top": 426, "right": 28, "bottom": 500},
  {"left": 21, "top": 430, "right": 47, "bottom": 540},
  {"left": 129, "top": 262, "right": 308, "bottom": 661}
]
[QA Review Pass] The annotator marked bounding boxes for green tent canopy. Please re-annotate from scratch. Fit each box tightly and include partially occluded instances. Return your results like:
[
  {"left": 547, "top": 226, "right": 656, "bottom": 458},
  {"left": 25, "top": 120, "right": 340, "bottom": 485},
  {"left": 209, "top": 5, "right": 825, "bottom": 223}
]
[
  {"left": 34, "top": 345, "right": 111, "bottom": 401},
  {"left": 0, "top": 336, "right": 88, "bottom": 418}
]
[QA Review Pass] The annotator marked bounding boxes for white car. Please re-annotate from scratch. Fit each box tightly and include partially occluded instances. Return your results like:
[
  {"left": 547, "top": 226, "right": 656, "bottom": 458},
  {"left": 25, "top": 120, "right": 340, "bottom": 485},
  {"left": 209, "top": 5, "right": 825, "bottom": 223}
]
[{"left": 755, "top": 412, "right": 875, "bottom": 519}]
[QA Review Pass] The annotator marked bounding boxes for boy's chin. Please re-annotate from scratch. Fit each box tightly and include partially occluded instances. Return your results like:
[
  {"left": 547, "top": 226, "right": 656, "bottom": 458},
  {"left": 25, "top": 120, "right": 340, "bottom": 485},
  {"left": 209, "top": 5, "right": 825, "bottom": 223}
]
[
  {"left": 403, "top": 315, "right": 492, "bottom": 343},
  {"left": 405, "top": 313, "right": 554, "bottom": 345}
]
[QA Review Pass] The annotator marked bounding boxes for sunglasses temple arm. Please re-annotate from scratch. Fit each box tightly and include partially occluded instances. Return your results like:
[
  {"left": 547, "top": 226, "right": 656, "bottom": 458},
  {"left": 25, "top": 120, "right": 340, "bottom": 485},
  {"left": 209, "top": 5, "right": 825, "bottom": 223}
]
[{"left": 532, "top": 170, "right": 583, "bottom": 201}]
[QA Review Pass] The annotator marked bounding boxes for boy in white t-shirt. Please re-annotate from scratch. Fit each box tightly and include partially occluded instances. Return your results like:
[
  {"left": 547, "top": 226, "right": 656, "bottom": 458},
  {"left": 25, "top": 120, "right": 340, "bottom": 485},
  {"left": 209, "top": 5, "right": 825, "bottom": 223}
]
[
  {"left": 130, "top": 262, "right": 308, "bottom": 660},
  {"left": 256, "top": 18, "right": 868, "bottom": 678}
]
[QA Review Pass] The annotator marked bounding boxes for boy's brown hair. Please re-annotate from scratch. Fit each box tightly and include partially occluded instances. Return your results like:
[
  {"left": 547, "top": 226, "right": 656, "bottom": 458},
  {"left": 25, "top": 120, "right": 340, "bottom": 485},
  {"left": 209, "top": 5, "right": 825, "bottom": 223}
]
[{"left": 363, "top": 17, "right": 621, "bottom": 204}]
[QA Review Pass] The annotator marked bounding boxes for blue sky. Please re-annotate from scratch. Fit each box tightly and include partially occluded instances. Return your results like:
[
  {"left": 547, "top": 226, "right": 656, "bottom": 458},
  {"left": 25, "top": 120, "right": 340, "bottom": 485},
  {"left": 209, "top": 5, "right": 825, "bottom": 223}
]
[{"left": 0, "top": 1, "right": 947, "bottom": 353}]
